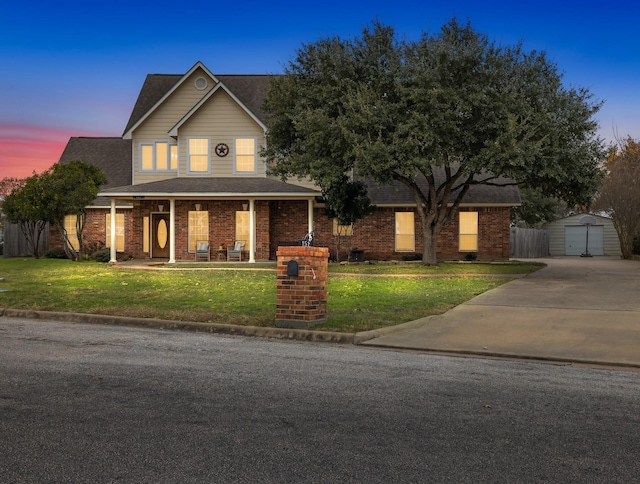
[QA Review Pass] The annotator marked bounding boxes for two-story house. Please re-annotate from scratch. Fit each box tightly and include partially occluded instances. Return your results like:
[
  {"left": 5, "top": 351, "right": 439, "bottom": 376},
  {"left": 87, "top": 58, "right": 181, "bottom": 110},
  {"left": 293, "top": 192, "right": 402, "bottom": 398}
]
[{"left": 54, "top": 61, "right": 520, "bottom": 262}]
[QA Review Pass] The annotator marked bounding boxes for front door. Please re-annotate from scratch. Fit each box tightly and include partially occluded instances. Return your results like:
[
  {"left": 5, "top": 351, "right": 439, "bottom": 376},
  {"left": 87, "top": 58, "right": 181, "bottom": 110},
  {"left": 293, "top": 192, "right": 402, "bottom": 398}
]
[{"left": 151, "top": 214, "right": 170, "bottom": 258}]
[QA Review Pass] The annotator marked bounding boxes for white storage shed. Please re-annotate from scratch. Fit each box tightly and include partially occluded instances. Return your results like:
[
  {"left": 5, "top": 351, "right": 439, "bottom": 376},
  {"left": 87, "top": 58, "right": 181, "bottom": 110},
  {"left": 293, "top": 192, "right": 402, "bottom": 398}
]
[{"left": 543, "top": 213, "right": 621, "bottom": 257}]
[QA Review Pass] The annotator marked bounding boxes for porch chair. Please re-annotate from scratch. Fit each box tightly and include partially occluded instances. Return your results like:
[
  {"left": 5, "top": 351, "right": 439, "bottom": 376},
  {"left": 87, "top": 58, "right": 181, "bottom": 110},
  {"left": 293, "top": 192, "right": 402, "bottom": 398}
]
[
  {"left": 227, "top": 241, "right": 245, "bottom": 262},
  {"left": 195, "top": 241, "right": 210, "bottom": 262}
]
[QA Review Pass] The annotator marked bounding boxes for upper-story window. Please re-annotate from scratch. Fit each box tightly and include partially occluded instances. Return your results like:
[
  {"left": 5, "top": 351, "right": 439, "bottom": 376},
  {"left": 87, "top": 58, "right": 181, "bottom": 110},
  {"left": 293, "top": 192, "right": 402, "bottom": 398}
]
[
  {"left": 234, "top": 137, "right": 257, "bottom": 174},
  {"left": 141, "top": 141, "right": 177, "bottom": 171},
  {"left": 188, "top": 138, "right": 210, "bottom": 174}
]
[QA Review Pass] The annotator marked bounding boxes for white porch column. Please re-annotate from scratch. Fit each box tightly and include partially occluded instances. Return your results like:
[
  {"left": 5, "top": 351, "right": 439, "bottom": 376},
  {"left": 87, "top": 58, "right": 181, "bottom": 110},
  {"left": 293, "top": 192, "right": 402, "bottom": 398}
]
[
  {"left": 109, "top": 199, "right": 117, "bottom": 263},
  {"left": 169, "top": 199, "right": 176, "bottom": 264},
  {"left": 307, "top": 198, "right": 314, "bottom": 235},
  {"left": 249, "top": 198, "right": 256, "bottom": 263}
]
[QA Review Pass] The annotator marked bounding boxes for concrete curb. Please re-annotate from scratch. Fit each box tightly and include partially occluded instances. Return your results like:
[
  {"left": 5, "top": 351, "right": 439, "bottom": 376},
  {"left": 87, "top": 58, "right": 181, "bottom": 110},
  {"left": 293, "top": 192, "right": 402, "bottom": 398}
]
[
  {"left": 352, "top": 316, "right": 437, "bottom": 344},
  {"left": 0, "top": 308, "right": 355, "bottom": 345}
]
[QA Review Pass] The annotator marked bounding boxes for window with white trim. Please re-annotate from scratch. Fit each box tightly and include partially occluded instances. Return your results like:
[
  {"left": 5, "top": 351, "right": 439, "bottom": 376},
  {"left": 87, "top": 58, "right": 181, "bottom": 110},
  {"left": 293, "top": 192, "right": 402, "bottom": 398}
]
[
  {"left": 395, "top": 212, "right": 415, "bottom": 252},
  {"left": 188, "top": 211, "right": 209, "bottom": 251},
  {"left": 140, "top": 141, "right": 177, "bottom": 171},
  {"left": 234, "top": 138, "right": 256, "bottom": 173},
  {"left": 188, "top": 138, "right": 210, "bottom": 173},
  {"left": 106, "top": 213, "right": 125, "bottom": 251},
  {"left": 459, "top": 211, "right": 478, "bottom": 251}
]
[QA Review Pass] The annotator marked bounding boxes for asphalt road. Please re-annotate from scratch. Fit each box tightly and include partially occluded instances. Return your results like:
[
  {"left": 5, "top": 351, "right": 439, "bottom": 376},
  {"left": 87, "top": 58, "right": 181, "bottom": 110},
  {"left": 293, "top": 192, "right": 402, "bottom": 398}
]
[{"left": 1, "top": 317, "right": 639, "bottom": 483}]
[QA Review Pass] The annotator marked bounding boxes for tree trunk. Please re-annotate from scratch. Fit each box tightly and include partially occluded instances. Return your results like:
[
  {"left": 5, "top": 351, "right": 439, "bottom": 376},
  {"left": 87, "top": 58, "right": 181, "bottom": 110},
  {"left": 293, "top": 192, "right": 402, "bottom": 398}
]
[{"left": 421, "top": 224, "right": 439, "bottom": 265}]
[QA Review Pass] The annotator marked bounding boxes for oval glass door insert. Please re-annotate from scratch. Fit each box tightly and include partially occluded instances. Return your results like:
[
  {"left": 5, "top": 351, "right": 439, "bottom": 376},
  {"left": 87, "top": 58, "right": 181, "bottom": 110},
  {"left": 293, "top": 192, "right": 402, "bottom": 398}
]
[{"left": 157, "top": 219, "right": 168, "bottom": 249}]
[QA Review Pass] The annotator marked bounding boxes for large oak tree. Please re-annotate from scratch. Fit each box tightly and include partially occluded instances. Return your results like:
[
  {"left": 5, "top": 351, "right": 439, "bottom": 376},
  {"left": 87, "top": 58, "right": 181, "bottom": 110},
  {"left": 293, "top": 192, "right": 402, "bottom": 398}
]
[{"left": 263, "top": 19, "right": 604, "bottom": 264}]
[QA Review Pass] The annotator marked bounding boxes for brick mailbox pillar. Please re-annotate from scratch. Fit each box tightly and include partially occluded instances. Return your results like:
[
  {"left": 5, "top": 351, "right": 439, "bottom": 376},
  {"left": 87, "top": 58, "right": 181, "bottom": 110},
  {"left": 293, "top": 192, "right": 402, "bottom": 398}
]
[{"left": 276, "top": 246, "right": 329, "bottom": 329}]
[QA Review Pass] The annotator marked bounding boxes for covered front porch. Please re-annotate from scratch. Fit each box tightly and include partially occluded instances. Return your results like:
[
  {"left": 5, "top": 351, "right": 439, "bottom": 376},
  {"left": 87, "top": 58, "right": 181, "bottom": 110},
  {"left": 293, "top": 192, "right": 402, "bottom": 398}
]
[{"left": 99, "top": 178, "right": 321, "bottom": 264}]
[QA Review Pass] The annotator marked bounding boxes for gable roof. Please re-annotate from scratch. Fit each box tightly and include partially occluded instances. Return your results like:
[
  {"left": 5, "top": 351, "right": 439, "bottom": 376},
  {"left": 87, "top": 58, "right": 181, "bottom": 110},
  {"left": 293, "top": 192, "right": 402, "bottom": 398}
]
[
  {"left": 168, "top": 79, "right": 267, "bottom": 137},
  {"left": 58, "top": 137, "right": 132, "bottom": 189},
  {"left": 58, "top": 137, "right": 132, "bottom": 207},
  {"left": 123, "top": 74, "right": 181, "bottom": 135},
  {"left": 123, "top": 61, "right": 220, "bottom": 139},
  {"left": 122, "top": 60, "right": 273, "bottom": 139}
]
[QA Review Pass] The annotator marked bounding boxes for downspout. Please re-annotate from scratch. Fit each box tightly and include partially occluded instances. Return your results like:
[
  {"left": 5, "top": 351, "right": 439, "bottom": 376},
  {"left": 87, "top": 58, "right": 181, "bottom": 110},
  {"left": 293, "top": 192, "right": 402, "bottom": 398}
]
[
  {"left": 169, "top": 199, "right": 176, "bottom": 264},
  {"left": 109, "top": 199, "right": 117, "bottom": 263}
]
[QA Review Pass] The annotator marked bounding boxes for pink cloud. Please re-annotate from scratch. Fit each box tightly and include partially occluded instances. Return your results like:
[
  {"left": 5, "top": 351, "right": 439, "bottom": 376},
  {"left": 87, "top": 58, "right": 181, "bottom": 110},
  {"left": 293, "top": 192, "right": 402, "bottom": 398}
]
[{"left": 0, "top": 123, "right": 110, "bottom": 179}]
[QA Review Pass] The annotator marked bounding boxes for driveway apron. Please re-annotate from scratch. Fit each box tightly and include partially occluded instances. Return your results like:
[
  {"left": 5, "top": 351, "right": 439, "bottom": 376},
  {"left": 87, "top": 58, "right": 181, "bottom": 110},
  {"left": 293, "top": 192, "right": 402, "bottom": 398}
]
[{"left": 361, "top": 257, "right": 640, "bottom": 367}]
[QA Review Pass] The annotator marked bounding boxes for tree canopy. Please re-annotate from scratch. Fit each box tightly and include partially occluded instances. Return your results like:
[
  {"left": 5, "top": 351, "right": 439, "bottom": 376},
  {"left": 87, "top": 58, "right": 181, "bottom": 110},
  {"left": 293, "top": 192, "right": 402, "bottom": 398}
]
[
  {"left": 3, "top": 161, "right": 106, "bottom": 261},
  {"left": 263, "top": 19, "right": 605, "bottom": 264},
  {"left": 44, "top": 160, "right": 107, "bottom": 261},
  {"left": 594, "top": 136, "right": 640, "bottom": 259},
  {"left": 2, "top": 174, "right": 52, "bottom": 258}
]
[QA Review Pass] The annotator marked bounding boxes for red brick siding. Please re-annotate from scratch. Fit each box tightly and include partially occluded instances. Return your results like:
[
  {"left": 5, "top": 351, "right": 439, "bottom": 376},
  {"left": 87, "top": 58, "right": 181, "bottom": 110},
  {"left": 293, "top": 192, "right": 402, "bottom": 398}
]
[
  {"left": 276, "top": 246, "right": 329, "bottom": 327},
  {"left": 52, "top": 202, "right": 511, "bottom": 261},
  {"left": 48, "top": 208, "right": 132, "bottom": 255},
  {"left": 315, "top": 206, "right": 511, "bottom": 261}
]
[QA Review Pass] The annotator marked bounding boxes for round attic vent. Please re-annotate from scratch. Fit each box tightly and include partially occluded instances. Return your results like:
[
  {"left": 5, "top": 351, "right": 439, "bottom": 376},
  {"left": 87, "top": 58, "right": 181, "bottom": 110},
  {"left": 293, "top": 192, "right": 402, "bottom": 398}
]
[{"left": 194, "top": 77, "right": 208, "bottom": 90}]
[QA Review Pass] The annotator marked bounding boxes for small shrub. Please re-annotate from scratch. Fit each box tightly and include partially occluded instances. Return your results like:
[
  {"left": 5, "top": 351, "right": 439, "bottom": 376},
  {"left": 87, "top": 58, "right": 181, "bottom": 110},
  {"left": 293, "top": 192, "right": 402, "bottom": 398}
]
[
  {"left": 92, "top": 249, "right": 111, "bottom": 263},
  {"left": 401, "top": 253, "right": 423, "bottom": 261},
  {"left": 465, "top": 252, "right": 478, "bottom": 261},
  {"left": 45, "top": 247, "right": 68, "bottom": 259}
]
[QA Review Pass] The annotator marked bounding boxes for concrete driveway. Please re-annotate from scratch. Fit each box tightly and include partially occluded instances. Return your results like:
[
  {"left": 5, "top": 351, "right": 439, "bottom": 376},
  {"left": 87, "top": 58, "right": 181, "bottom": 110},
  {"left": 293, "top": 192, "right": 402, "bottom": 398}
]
[{"left": 361, "top": 257, "right": 640, "bottom": 368}]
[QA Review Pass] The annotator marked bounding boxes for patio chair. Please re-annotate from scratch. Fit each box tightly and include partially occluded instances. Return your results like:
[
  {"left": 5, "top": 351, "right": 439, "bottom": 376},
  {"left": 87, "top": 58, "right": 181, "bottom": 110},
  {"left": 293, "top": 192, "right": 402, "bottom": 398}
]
[
  {"left": 227, "top": 241, "right": 245, "bottom": 262},
  {"left": 195, "top": 241, "right": 210, "bottom": 262}
]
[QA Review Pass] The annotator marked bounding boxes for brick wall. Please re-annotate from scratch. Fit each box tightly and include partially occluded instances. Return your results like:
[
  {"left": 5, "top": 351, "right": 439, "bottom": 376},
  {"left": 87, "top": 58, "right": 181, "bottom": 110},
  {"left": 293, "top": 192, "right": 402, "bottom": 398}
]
[
  {"left": 48, "top": 208, "right": 131, "bottom": 255},
  {"left": 314, "top": 206, "right": 511, "bottom": 261},
  {"left": 50, "top": 201, "right": 511, "bottom": 262},
  {"left": 275, "top": 246, "right": 329, "bottom": 328}
]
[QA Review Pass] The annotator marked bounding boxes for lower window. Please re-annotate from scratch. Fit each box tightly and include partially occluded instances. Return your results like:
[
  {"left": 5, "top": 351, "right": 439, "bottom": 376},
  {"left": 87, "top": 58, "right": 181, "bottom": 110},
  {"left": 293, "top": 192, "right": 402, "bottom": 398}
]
[
  {"left": 188, "top": 211, "right": 209, "bottom": 251},
  {"left": 395, "top": 212, "right": 415, "bottom": 251},
  {"left": 64, "top": 215, "right": 79, "bottom": 251},
  {"left": 459, "top": 211, "right": 478, "bottom": 251},
  {"left": 106, "top": 213, "right": 125, "bottom": 251}
]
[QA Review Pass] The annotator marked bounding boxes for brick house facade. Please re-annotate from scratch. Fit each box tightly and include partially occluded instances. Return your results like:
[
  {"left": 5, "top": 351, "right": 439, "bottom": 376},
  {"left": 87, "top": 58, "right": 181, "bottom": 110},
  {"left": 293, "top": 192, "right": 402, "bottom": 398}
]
[{"left": 51, "top": 61, "right": 520, "bottom": 263}]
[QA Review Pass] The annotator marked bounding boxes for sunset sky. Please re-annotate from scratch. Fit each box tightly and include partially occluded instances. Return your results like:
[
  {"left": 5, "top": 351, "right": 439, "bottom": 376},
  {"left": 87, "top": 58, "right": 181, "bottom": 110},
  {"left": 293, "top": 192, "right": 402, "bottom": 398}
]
[{"left": 1, "top": 0, "right": 639, "bottom": 179}]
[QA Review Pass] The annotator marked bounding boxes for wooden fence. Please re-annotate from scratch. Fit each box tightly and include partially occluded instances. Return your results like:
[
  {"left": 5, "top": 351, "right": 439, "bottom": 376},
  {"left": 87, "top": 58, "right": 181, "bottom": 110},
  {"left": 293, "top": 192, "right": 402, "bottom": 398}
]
[
  {"left": 2, "top": 222, "right": 49, "bottom": 257},
  {"left": 510, "top": 227, "right": 548, "bottom": 258}
]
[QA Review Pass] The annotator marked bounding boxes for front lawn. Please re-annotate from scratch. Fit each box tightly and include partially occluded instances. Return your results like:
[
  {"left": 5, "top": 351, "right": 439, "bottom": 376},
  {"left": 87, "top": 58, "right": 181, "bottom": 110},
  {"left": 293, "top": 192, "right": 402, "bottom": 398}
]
[{"left": 0, "top": 258, "right": 542, "bottom": 332}]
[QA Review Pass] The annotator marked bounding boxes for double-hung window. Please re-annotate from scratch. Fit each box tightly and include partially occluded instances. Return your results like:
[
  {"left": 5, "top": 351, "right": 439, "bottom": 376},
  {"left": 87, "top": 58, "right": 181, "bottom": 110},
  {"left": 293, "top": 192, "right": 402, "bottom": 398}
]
[
  {"left": 188, "top": 138, "right": 210, "bottom": 174},
  {"left": 395, "top": 212, "right": 415, "bottom": 252},
  {"left": 235, "top": 211, "right": 250, "bottom": 244},
  {"left": 188, "top": 211, "right": 209, "bottom": 252},
  {"left": 141, "top": 141, "right": 177, "bottom": 171},
  {"left": 459, "top": 211, "right": 478, "bottom": 251},
  {"left": 234, "top": 138, "right": 256, "bottom": 174}
]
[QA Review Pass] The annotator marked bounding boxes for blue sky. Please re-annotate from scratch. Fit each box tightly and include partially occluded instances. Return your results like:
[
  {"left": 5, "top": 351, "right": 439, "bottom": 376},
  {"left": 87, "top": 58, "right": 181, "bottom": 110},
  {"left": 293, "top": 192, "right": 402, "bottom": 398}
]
[{"left": 1, "top": 0, "right": 638, "bottom": 178}]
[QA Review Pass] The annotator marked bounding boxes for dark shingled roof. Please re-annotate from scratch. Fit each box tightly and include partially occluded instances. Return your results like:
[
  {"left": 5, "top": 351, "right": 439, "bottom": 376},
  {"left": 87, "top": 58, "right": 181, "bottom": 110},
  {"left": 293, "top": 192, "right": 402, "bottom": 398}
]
[
  {"left": 123, "top": 74, "right": 272, "bottom": 135},
  {"left": 123, "top": 74, "right": 181, "bottom": 135},
  {"left": 100, "top": 177, "right": 320, "bottom": 197},
  {"left": 217, "top": 75, "right": 271, "bottom": 124},
  {"left": 58, "top": 137, "right": 132, "bottom": 206},
  {"left": 364, "top": 170, "right": 521, "bottom": 206}
]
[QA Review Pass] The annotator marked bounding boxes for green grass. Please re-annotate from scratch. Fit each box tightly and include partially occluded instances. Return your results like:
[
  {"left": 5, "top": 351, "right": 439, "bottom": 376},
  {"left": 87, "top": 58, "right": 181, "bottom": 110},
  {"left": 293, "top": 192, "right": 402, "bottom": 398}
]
[{"left": 0, "top": 258, "right": 542, "bottom": 332}]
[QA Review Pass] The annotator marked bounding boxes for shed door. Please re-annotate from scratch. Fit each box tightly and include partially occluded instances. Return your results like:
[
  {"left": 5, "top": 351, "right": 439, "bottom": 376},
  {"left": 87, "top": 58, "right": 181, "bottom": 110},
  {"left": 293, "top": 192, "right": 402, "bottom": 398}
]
[{"left": 565, "top": 225, "right": 604, "bottom": 256}]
